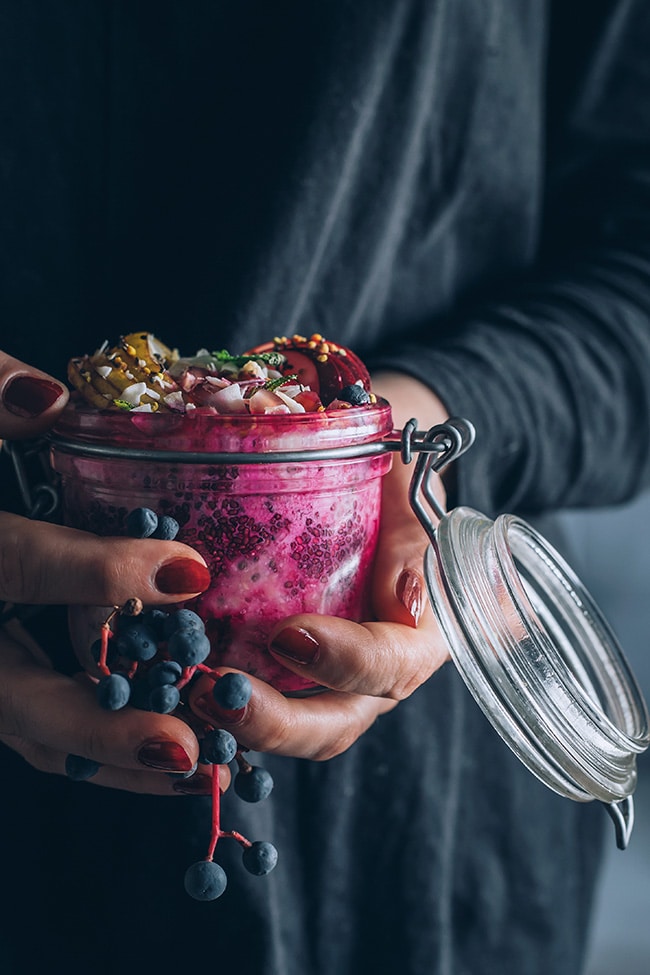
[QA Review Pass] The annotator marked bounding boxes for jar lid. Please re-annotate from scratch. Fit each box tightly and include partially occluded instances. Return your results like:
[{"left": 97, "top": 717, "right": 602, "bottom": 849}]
[
  {"left": 426, "top": 507, "right": 649, "bottom": 801},
  {"left": 409, "top": 419, "right": 650, "bottom": 848}
]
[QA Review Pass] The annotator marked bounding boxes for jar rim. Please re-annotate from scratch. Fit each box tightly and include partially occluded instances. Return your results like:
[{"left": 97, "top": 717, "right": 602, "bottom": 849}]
[{"left": 50, "top": 398, "right": 393, "bottom": 458}]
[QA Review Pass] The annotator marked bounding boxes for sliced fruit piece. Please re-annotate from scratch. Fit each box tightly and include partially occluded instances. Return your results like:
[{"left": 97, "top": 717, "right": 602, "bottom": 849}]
[{"left": 244, "top": 334, "right": 371, "bottom": 405}]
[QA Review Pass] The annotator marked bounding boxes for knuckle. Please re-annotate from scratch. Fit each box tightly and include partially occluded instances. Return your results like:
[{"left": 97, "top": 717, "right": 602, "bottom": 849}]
[
  {"left": 386, "top": 665, "right": 429, "bottom": 701},
  {"left": 248, "top": 711, "right": 299, "bottom": 755},
  {"left": 310, "top": 730, "right": 357, "bottom": 762}
]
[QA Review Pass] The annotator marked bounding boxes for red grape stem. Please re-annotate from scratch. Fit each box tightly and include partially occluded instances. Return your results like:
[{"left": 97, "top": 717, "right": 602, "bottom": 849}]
[
  {"left": 220, "top": 830, "right": 252, "bottom": 849},
  {"left": 175, "top": 664, "right": 197, "bottom": 690},
  {"left": 97, "top": 621, "right": 114, "bottom": 676},
  {"left": 235, "top": 753, "right": 252, "bottom": 774},
  {"left": 206, "top": 770, "right": 222, "bottom": 861}
]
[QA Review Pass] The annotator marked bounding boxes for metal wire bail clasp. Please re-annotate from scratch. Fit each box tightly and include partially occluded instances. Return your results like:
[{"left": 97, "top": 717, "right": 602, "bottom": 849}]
[
  {"left": 1, "top": 438, "right": 59, "bottom": 520},
  {"left": 403, "top": 417, "right": 476, "bottom": 543}
]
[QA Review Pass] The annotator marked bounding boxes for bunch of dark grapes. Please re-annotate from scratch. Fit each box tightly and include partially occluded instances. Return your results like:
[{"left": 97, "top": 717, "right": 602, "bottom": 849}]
[{"left": 66, "top": 507, "right": 278, "bottom": 901}]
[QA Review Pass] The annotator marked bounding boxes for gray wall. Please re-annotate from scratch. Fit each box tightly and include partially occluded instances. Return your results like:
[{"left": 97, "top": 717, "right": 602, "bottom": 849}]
[{"left": 557, "top": 495, "right": 650, "bottom": 975}]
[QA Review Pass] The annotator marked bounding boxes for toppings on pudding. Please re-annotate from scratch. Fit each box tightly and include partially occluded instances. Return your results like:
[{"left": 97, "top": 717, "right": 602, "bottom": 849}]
[
  {"left": 68, "top": 332, "right": 178, "bottom": 412},
  {"left": 68, "top": 332, "right": 377, "bottom": 415},
  {"left": 244, "top": 334, "right": 372, "bottom": 406}
]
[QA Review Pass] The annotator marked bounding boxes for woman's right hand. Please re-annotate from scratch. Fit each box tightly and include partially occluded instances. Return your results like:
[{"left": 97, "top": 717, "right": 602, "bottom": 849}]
[{"left": 0, "top": 351, "right": 228, "bottom": 795}]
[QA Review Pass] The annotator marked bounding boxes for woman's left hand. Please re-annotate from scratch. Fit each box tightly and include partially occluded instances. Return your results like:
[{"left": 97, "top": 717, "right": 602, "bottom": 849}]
[{"left": 189, "top": 373, "right": 453, "bottom": 760}]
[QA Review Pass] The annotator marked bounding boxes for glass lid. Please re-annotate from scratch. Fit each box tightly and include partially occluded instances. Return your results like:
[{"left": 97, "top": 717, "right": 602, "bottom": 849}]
[{"left": 408, "top": 419, "right": 650, "bottom": 849}]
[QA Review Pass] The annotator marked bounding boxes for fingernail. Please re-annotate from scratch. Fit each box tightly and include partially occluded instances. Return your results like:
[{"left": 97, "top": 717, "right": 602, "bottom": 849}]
[
  {"left": 154, "top": 558, "right": 211, "bottom": 594},
  {"left": 138, "top": 740, "right": 194, "bottom": 771},
  {"left": 269, "top": 626, "right": 320, "bottom": 665},
  {"left": 172, "top": 773, "right": 213, "bottom": 795},
  {"left": 396, "top": 569, "right": 425, "bottom": 626},
  {"left": 194, "top": 693, "right": 246, "bottom": 725},
  {"left": 3, "top": 375, "right": 65, "bottom": 417}
]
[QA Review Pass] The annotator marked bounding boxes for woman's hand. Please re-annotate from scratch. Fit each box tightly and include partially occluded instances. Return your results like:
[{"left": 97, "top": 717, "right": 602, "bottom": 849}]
[
  {"left": 0, "top": 351, "right": 229, "bottom": 795},
  {"left": 189, "top": 372, "right": 452, "bottom": 760}
]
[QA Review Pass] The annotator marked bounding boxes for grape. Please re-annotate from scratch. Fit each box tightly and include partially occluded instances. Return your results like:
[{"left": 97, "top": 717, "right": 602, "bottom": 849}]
[
  {"left": 142, "top": 608, "right": 169, "bottom": 641},
  {"left": 151, "top": 515, "right": 180, "bottom": 541},
  {"left": 115, "top": 622, "right": 158, "bottom": 662},
  {"left": 201, "top": 729, "right": 237, "bottom": 765},
  {"left": 65, "top": 754, "right": 102, "bottom": 781},
  {"left": 234, "top": 766, "right": 273, "bottom": 803},
  {"left": 184, "top": 860, "right": 227, "bottom": 901},
  {"left": 338, "top": 383, "right": 370, "bottom": 405},
  {"left": 149, "top": 684, "right": 181, "bottom": 714},
  {"left": 213, "top": 673, "right": 252, "bottom": 711},
  {"left": 242, "top": 841, "right": 278, "bottom": 876},
  {"left": 147, "top": 660, "right": 183, "bottom": 687},
  {"left": 167, "top": 628, "right": 211, "bottom": 666},
  {"left": 163, "top": 609, "right": 205, "bottom": 639},
  {"left": 97, "top": 673, "right": 131, "bottom": 710},
  {"left": 125, "top": 507, "right": 158, "bottom": 538}
]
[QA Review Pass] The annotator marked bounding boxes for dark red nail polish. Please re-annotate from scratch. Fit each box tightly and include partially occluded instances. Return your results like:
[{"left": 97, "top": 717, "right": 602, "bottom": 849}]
[
  {"left": 172, "top": 773, "right": 213, "bottom": 795},
  {"left": 3, "top": 375, "right": 65, "bottom": 417},
  {"left": 154, "top": 558, "right": 211, "bottom": 594},
  {"left": 137, "top": 740, "right": 194, "bottom": 771},
  {"left": 194, "top": 693, "right": 246, "bottom": 725},
  {"left": 269, "top": 626, "right": 320, "bottom": 665},
  {"left": 396, "top": 569, "right": 424, "bottom": 626}
]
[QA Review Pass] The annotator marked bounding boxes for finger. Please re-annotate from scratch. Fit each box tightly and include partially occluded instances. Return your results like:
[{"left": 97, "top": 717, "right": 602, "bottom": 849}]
[
  {"left": 0, "top": 632, "right": 200, "bottom": 772},
  {"left": 370, "top": 455, "right": 443, "bottom": 628},
  {"left": 0, "top": 732, "right": 231, "bottom": 795},
  {"left": 0, "top": 350, "right": 68, "bottom": 439},
  {"left": 266, "top": 612, "right": 449, "bottom": 701},
  {"left": 189, "top": 671, "right": 396, "bottom": 761},
  {"left": 0, "top": 511, "right": 211, "bottom": 605}
]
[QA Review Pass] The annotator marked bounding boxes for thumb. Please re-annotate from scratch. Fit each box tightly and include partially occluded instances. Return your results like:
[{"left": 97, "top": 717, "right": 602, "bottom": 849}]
[
  {"left": 0, "top": 350, "right": 68, "bottom": 439},
  {"left": 370, "top": 460, "right": 445, "bottom": 627}
]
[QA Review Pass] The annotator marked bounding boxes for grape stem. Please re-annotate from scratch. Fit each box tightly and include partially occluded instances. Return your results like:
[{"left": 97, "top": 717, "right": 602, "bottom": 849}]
[
  {"left": 175, "top": 665, "right": 197, "bottom": 690},
  {"left": 206, "top": 769, "right": 222, "bottom": 861},
  {"left": 205, "top": 769, "right": 253, "bottom": 861}
]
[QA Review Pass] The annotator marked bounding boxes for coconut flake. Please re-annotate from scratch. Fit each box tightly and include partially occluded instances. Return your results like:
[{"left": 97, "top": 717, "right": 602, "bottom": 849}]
[
  {"left": 249, "top": 388, "right": 291, "bottom": 415},
  {"left": 119, "top": 382, "right": 147, "bottom": 406},
  {"left": 163, "top": 391, "right": 186, "bottom": 411},
  {"left": 275, "top": 390, "right": 306, "bottom": 413},
  {"left": 96, "top": 365, "right": 112, "bottom": 379}
]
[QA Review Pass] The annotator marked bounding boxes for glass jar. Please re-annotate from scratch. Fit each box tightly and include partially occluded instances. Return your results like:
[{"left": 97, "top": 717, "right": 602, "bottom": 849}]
[
  {"left": 50, "top": 401, "right": 393, "bottom": 694},
  {"left": 46, "top": 413, "right": 649, "bottom": 843}
]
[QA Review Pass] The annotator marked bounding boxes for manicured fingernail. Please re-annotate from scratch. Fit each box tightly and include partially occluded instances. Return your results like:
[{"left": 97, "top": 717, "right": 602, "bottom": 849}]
[
  {"left": 269, "top": 626, "right": 320, "bottom": 665},
  {"left": 172, "top": 773, "right": 213, "bottom": 795},
  {"left": 3, "top": 375, "right": 65, "bottom": 417},
  {"left": 396, "top": 569, "right": 425, "bottom": 626},
  {"left": 154, "top": 558, "right": 211, "bottom": 594},
  {"left": 137, "top": 740, "right": 194, "bottom": 771},
  {"left": 194, "top": 693, "right": 246, "bottom": 725}
]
